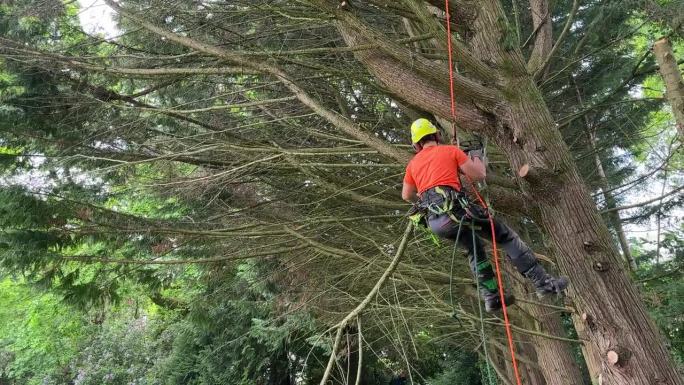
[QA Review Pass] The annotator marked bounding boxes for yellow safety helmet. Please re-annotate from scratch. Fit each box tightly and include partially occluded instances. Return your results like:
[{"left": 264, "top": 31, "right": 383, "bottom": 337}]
[{"left": 410, "top": 118, "right": 438, "bottom": 144}]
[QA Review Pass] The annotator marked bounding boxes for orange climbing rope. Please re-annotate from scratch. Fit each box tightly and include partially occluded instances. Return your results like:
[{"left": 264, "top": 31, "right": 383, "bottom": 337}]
[
  {"left": 443, "top": 2, "right": 524, "bottom": 385},
  {"left": 467, "top": 179, "right": 524, "bottom": 385},
  {"left": 444, "top": 0, "right": 457, "bottom": 125}
]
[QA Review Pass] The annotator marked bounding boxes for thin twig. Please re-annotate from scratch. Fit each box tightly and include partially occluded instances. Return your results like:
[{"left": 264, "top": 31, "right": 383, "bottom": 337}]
[{"left": 601, "top": 185, "right": 684, "bottom": 213}]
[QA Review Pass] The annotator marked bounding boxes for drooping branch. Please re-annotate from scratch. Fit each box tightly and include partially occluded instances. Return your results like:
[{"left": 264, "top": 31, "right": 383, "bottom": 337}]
[
  {"left": 337, "top": 24, "right": 493, "bottom": 133},
  {"left": 62, "top": 244, "right": 308, "bottom": 265},
  {"left": 103, "top": 0, "right": 411, "bottom": 163},
  {"left": 318, "top": 221, "right": 413, "bottom": 385},
  {"left": 119, "top": 96, "right": 297, "bottom": 114},
  {"left": 325, "top": 2, "right": 502, "bottom": 107},
  {"left": 400, "top": 0, "right": 498, "bottom": 84},
  {"left": 70, "top": 63, "right": 257, "bottom": 77},
  {"left": 601, "top": 184, "right": 684, "bottom": 213},
  {"left": 71, "top": 80, "right": 241, "bottom": 137}
]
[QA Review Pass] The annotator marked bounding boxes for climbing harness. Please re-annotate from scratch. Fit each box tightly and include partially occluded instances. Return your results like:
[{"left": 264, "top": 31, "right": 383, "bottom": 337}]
[
  {"left": 443, "top": 1, "right": 524, "bottom": 384},
  {"left": 424, "top": 186, "right": 474, "bottom": 223}
]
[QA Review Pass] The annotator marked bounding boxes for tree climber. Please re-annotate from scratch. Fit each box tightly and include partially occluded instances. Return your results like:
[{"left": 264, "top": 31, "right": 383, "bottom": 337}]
[{"left": 402, "top": 119, "right": 569, "bottom": 312}]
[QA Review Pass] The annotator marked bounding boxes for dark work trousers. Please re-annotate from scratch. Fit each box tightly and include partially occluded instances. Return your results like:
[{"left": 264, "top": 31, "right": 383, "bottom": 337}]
[{"left": 423, "top": 187, "right": 539, "bottom": 296}]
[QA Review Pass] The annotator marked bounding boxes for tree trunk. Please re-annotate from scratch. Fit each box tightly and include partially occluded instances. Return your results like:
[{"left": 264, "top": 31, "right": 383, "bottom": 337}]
[
  {"left": 653, "top": 37, "right": 684, "bottom": 139},
  {"left": 523, "top": 299, "right": 585, "bottom": 385},
  {"left": 509, "top": 74, "right": 681, "bottom": 385},
  {"left": 465, "top": 2, "right": 683, "bottom": 383},
  {"left": 467, "top": 3, "right": 683, "bottom": 383},
  {"left": 488, "top": 341, "right": 515, "bottom": 385},
  {"left": 505, "top": 262, "right": 585, "bottom": 385},
  {"left": 572, "top": 311, "right": 603, "bottom": 383},
  {"left": 511, "top": 314, "right": 550, "bottom": 385},
  {"left": 522, "top": 353, "right": 547, "bottom": 385}
]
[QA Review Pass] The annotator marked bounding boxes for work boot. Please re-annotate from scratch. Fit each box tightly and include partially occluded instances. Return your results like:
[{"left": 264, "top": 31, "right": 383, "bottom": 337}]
[
  {"left": 482, "top": 290, "right": 516, "bottom": 313},
  {"left": 535, "top": 276, "right": 569, "bottom": 298},
  {"left": 524, "top": 264, "right": 569, "bottom": 298}
]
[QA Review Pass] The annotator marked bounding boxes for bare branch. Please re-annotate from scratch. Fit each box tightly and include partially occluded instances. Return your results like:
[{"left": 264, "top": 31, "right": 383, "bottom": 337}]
[
  {"left": 63, "top": 245, "right": 308, "bottom": 265},
  {"left": 318, "top": 221, "right": 412, "bottom": 385},
  {"left": 601, "top": 185, "right": 684, "bottom": 213}
]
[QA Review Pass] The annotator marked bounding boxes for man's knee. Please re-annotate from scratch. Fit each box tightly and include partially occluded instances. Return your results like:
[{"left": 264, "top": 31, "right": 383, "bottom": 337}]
[
  {"left": 494, "top": 223, "right": 518, "bottom": 244},
  {"left": 512, "top": 252, "right": 538, "bottom": 273}
]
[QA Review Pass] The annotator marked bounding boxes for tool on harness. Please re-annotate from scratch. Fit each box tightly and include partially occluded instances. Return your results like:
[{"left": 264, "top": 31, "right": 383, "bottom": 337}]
[
  {"left": 422, "top": 186, "right": 485, "bottom": 229},
  {"left": 408, "top": 203, "right": 440, "bottom": 245},
  {"left": 408, "top": 186, "right": 467, "bottom": 245}
]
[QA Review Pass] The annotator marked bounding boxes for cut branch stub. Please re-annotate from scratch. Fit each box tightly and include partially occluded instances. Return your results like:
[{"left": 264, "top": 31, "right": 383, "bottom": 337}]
[
  {"left": 592, "top": 261, "right": 609, "bottom": 272},
  {"left": 606, "top": 347, "right": 632, "bottom": 367},
  {"left": 581, "top": 312, "right": 596, "bottom": 331}
]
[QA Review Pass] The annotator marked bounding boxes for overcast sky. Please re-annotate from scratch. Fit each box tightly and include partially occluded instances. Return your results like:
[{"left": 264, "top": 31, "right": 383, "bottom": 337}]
[{"left": 76, "top": 0, "right": 118, "bottom": 39}]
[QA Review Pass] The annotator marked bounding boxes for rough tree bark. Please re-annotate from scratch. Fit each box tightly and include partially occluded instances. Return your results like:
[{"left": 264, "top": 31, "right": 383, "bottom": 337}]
[
  {"left": 332, "top": 1, "right": 683, "bottom": 384},
  {"left": 506, "top": 264, "right": 585, "bottom": 385},
  {"left": 653, "top": 37, "right": 684, "bottom": 139}
]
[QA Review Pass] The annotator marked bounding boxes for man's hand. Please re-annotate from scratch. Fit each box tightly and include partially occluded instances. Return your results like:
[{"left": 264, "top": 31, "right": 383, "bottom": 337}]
[
  {"left": 467, "top": 148, "right": 485, "bottom": 163},
  {"left": 462, "top": 137, "right": 487, "bottom": 167}
]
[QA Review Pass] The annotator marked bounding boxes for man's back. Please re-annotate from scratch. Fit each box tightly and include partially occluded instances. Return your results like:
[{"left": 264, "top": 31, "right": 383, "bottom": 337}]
[{"left": 403, "top": 145, "right": 469, "bottom": 194}]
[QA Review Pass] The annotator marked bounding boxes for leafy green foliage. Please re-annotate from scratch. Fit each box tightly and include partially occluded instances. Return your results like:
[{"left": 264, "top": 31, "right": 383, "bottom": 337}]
[
  {"left": 154, "top": 261, "right": 321, "bottom": 385},
  {"left": 634, "top": 225, "right": 684, "bottom": 364},
  {"left": 426, "top": 350, "right": 489, "bottom": 385},
  {"left": 68, "top": 314, "right": 169, "bottom": 385},
  {"left": 0, "top": 278, "right": 84, "bottom": 384}
]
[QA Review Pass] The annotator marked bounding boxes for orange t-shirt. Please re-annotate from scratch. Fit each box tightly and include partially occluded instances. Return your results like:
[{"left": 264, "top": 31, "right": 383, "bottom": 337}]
[{"left": 403, "top": 145, "right": 469, "bottom": 194}]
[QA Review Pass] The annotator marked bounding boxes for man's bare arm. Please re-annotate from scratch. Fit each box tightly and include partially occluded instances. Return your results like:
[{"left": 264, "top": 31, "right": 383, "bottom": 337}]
[
  {"left": 402, "top": 182, "right": 419, "bottom": 202},
  {"left": 459, "top": 157, "right": 486, "bottom": 181}
]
